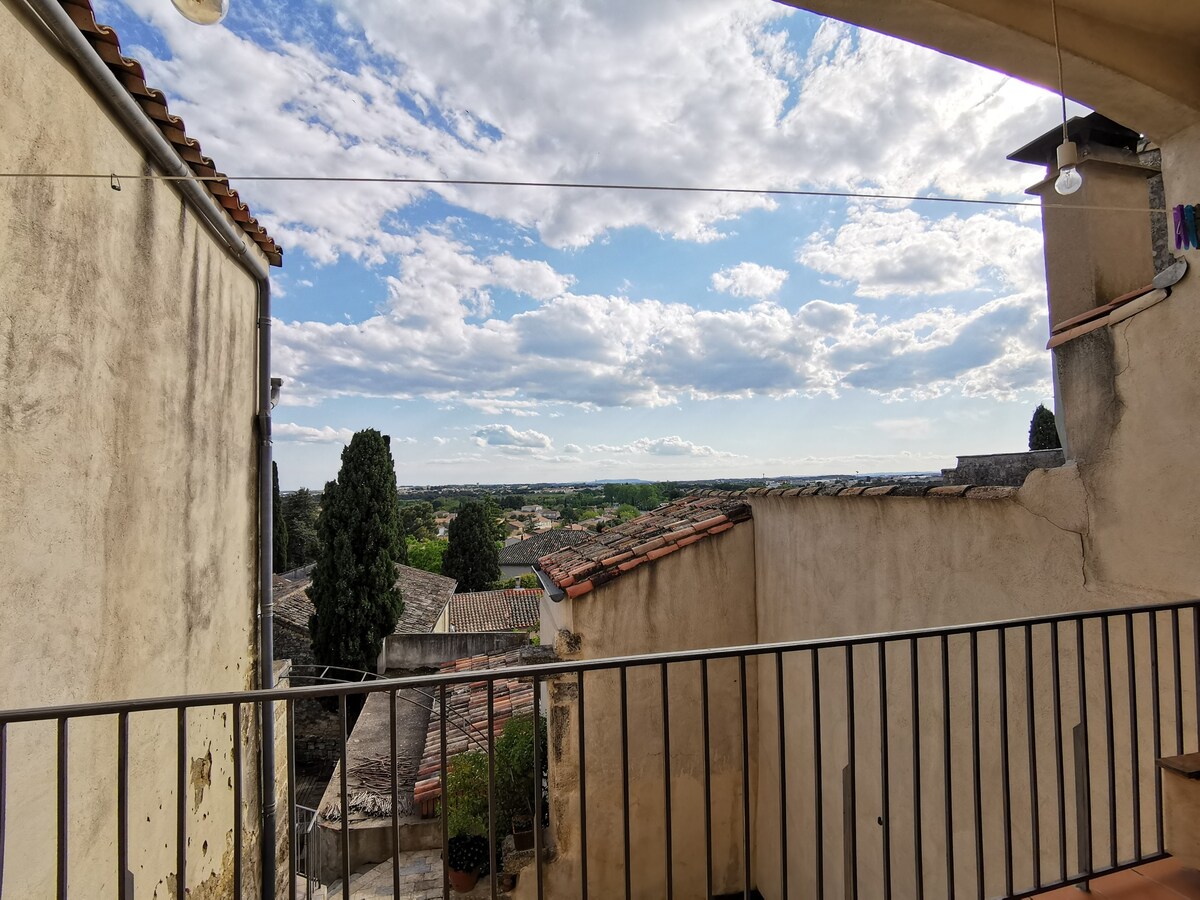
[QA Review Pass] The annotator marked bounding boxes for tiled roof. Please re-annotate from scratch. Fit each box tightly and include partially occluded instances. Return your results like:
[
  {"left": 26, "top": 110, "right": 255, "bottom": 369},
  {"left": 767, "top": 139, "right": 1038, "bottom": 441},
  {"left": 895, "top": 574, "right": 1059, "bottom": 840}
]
[
  {"left": 412, "top": 649, "right": 534, "bottom": 815},
  {"left": 449, "top": 589, "right": 541, "bottom": 633},
  {"left": 498, "top": 528, "right": 596, "bottom": 566},
  {"left": 272, "top": 564, "right": 457, "bottom": 635},
  {"left": 538, "top": 496, "right": 752, "bottom": 600},
  {"left": 394, "top": 566, "right": 460, "bottom": 633},
  {"left": 60, "top": 0, "right": 282, "bottom": 266},
  {"left": 697, "top": 483, "right": 1020, "bottom": 500}
]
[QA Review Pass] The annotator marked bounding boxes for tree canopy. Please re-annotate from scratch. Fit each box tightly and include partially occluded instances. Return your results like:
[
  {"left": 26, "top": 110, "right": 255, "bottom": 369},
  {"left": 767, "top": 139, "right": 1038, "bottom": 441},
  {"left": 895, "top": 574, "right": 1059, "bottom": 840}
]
[
  {"left": 272, "top": 461, "right": 288, "bottom": 573},
  {"left": 398, "top": 500, "right": 437, "bottom": 542},
  {"left": 1028, "top": 404, "right": 1062, "bottom": 451},
  {"left": 442, "top": 501, "right": 501, "bottom": 592},
  {"left": 308, "top": 429, "right": 405, "bottom": 671},
  {"left": 282, "top": 488, "right": 321, "bottom": 569}
]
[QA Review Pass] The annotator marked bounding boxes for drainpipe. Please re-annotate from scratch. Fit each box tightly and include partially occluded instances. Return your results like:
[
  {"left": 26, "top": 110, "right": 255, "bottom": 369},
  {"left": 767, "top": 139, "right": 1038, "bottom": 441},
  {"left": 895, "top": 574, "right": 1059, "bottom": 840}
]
[{"left": 20, "top": 2, "right": 279, "bottom": 896}]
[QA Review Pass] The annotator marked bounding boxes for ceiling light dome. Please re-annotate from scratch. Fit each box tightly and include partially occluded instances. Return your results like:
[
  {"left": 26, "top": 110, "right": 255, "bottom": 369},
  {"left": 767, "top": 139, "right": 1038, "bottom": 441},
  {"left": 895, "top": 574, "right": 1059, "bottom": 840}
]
[{"left": 171, "top": 0, "right": 229, "bottom": 25}]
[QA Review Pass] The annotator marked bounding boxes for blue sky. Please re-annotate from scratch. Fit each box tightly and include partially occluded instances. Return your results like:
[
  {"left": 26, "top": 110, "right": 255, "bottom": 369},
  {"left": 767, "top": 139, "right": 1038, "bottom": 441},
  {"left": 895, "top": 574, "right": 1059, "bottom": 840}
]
[{"left": 98, "top": 0, "right": 1077, "bottom": 489}]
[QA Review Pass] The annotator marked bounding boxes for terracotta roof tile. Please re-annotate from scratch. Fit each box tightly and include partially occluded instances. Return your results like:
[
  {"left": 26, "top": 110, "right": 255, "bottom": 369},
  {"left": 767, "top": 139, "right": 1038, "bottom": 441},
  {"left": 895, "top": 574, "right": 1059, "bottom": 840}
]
[
  {"left": 412, "top": 649, "right": 534, "bottom": 814},
  {"left": 498, "top": 528, "right": 596, "bottom": 566},
  {"left": 539, "top": 496, "right": 752, "bottom": 599},
  {"left": 690, "top": 479, "right": 1022, "bottom": 504},
  {"left": 60, "top": 0, "right": 281, "bottom": 265},
  {"left": 448, "top": 589, "right": 540, "bottom": 633}
]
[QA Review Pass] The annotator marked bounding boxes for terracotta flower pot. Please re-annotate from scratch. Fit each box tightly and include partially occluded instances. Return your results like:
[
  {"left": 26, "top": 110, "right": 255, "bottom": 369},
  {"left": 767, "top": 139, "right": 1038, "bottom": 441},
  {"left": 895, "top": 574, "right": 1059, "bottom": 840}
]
[{"left": 448, "top": 867, "right": 481, "bottom": 893}]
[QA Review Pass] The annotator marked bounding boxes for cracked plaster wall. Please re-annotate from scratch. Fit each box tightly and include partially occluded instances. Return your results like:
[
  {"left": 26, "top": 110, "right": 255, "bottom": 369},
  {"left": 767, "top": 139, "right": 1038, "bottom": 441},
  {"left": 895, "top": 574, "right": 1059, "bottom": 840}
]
[{"left": 0, "top": 2, "right": 267, "bottom": 896}]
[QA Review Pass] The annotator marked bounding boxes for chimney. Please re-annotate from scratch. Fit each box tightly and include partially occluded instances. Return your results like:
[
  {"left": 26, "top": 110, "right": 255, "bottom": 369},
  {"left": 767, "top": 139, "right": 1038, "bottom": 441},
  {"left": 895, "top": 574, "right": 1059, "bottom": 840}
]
[{"left": 1008, "top": 113, "right": 1159, "bottom": 461}]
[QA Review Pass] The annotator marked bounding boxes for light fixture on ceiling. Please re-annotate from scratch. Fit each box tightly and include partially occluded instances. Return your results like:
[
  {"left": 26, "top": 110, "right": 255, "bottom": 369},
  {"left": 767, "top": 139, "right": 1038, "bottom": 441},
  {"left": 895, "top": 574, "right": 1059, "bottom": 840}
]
[
  {"left": 171, "top": 0, "right": 229, "bottom": 25},
  {"left": 1050, "top": 0, "right": 1082, "bottom": 195}
]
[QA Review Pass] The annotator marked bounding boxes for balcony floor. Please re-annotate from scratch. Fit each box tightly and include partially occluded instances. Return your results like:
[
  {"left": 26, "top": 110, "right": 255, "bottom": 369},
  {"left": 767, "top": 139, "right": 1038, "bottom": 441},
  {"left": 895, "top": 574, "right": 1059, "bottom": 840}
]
[{"left": 1029, "top": 859, "right": 1200, "bottom": 899}]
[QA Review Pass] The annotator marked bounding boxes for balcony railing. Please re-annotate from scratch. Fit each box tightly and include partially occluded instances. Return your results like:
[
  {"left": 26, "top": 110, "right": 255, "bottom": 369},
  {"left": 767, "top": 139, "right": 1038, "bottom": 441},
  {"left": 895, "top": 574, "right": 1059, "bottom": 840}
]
[{"left": 0, "top": 597, "right": 1197, "bottom": 899}]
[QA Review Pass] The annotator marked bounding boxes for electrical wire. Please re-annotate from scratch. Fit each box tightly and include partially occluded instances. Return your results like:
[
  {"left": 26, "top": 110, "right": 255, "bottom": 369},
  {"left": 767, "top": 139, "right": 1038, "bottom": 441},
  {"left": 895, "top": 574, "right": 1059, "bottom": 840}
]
[{"left": 0, "top": 171, "right": 1167, "bottom": 213}]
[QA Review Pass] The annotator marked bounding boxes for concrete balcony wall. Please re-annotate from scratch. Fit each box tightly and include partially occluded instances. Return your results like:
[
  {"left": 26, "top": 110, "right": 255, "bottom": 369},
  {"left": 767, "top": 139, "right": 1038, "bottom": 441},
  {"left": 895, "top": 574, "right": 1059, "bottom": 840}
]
[
  {"left": 528, "top": 524, "right": 758, "bottom": 900},
  {"left": 0, "top": 1, "right": 267, "bottom": 896}
]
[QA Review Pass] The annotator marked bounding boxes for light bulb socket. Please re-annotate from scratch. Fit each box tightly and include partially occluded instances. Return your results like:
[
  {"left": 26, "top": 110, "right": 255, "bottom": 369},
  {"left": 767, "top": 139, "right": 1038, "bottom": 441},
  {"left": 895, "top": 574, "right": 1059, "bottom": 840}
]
[{"left": 1056, "top": 140, "right": 1080, "bottom": 171}]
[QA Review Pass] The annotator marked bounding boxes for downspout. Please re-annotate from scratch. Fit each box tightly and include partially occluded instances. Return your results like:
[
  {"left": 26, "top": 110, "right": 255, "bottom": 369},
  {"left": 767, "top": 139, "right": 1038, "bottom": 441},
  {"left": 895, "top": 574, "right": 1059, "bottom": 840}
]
[{"left": 20, "top": 2, "right": 278, "bottom": 896}]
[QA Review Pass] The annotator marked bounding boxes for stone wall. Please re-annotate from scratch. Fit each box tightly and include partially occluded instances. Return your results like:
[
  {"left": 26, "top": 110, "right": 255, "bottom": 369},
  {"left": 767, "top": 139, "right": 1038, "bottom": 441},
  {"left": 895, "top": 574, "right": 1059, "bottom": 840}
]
[{"left": 941, "top": 449, "right": 1065, "bottom": 486}]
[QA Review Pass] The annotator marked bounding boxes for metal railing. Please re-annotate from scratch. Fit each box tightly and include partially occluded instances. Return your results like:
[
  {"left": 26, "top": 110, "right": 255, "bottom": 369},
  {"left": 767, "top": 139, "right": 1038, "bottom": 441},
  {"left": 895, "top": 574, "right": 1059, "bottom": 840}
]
[{"left": 0, "top": 598, "right": 1197, "bottom": 899}]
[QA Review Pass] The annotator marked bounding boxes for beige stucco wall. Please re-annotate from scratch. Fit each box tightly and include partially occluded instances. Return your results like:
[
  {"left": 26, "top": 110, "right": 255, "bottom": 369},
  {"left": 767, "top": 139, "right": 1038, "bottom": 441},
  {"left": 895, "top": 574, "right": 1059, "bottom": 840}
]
[
  {"left": 0, "top": 1, "right": 268, "bottom": 896},
  {"left": 524, "top": 524, "right": 757, "bottom": 900}
]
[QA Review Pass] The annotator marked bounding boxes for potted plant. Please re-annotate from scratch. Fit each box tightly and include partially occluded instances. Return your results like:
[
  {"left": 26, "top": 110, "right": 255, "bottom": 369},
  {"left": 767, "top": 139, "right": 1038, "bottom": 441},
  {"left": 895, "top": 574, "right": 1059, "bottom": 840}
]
[
  {"left": 495, "top": 714, "right": 547, "bottom": 853},
  {"left": 444, "top": 751, "right": 490, "bottom": 892}
]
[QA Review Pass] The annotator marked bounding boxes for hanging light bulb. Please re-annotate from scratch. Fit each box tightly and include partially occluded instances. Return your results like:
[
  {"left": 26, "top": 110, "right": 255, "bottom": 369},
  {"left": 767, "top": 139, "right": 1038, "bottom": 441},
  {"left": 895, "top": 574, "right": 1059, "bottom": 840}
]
[
  {"left": 1054, "top": 139, "right": 1082, "bottom": 195},
  {"left": 171, "top": 0, "right": 229, "bottom": 25},
  {"left": 1049, "top": 0, "right": 1082, "bottom": 195}
]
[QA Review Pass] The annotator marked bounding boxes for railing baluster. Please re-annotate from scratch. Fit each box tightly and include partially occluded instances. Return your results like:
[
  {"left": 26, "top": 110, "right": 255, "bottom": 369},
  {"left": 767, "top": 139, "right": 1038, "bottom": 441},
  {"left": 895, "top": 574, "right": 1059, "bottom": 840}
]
[
  {"left": 998, "top": 629, "right": 1013, "bottom": 898},
  {"left": 1125, "top": 614, "right": 1142, "bottom": 861},
  {"left": 532, "top": 675, "right": 545, "bottom": 900},
  {"left": 811, "top": 649, "right": 824, "bottom": 900},
  {"left": 117, "top": 711, "right": 129, "bottom": 900},
  {"left": 578, "top": 670, "right": 588, "bottom": 900},
  {"left": 57, "top": 717, "right": 68, "bottom": 900},
  {"left": 1171, "top": 608, "right": 1184, "bottom": 754},
  {"left": 740, "top": 654, "right": 752, "bottom": 900},
  {"left": 177, "top": 708, "right": 186, "bottom": 898},
  {"left": 232, "top": 703, "right": 244, "bottom": 900},
  {"left": 287, "top": 699, "right": 297, "bottom": 900},
  {"left": 661, "top": 663, "right": 673, "bottom": 900},
  {"left": 845, "top": 644, "right": 857, "bottom": 900},
  {"left": 700, "top": 660, "right": 712, "bottom": 900},
  {"left": 487, "top": 679, "right": 497, "bottom": 900},
  {"left": 910, "top": 638, "right": 924, "bottom": 899},
  {"left": 620, "top": 667, "right": 632, "bottom": 900},
  {"left": 337, "top": 696, "right": 349, "bottom": 899},
  {"left": 1149, "top": 612, "right": 1163, "bottom": 853},
  {"left": 1075, "top": 618, "right": 1092, "bottom": 877},
  {"left": 940, "top": 635, "right": 954, "bottom": 900},
  {"left": 776, "top": 651, "right": 789, "bottom": 900},
  {"left": 878, "top": 643, "right": 891, "bottom": 900},
  {"left": 440, "top": 684, "right": 449, "bottom": 900},
  {"left": 1193, "top": 605, "right": 1200, "bottom": 751},
  {"left": 1102, "top": 617, "right": 1117, "bottom": 868},
  {"left": 389, "top": 690, "right": 400, "bottom": 896},
  {"left": 1051, "top": 622, "right": 1066, "bottom": 881},
  {"left": 1024, "top": 624, "right": 1041, "bottom": 890},
  {"left": 0, "top": 722, "right": 6, "bottom": 899},
  {"left": 969, "top": 632, "right": 983, "bottom": 900}
]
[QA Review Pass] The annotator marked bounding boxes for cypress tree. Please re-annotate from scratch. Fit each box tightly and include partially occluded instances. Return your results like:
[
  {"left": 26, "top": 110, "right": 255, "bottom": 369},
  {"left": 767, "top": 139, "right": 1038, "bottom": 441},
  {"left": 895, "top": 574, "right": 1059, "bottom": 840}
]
[
  {"left": 1028, "top": 404, "right": 1062, "bottom": 451},
  {"left": 272, "top": 461, "right": 289, "bottom": 573},
  {"left": 442, "top": 501, "right": 501, "bottom": 592},
  {"left": 283, "top": 488, "right": 320, "bottom": 568},
  {"left": 308, "top": 429, "right": 405, "bottom": 672}
]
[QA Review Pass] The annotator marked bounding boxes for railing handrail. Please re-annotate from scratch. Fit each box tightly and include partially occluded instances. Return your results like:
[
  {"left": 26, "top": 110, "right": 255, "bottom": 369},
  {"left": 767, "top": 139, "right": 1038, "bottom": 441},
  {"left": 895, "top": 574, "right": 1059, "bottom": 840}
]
[{"left": 2, "top": 596, "right": 1197, "bottom": 723}]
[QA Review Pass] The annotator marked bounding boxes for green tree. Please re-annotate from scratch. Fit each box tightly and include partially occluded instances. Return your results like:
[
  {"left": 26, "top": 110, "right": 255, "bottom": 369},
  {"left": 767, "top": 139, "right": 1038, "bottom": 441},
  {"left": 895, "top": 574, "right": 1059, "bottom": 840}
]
[
  {"left": 398, "top": 500, "right": 436, "bottom": 541},
  {"left": 272, "top": 461, "right": 288, "bottom": 573},
  {"left": 283, "top": 488, "right": 321, "bottom": 568},
  {"left": 499, "top": 494, "right": 527, "bottom": 510},
  {"left": 407, "top": 537, "right": 447, "bottom": 575},
  {"left": 1028, "top": 404, "right": 1062, "bottom": 451},
  {"left": 483, "top": 497, "right": 508, "bottom": 544},
  {"left": 616, "top": 503, "right": 639, "bottom": 523},
  {"left": 442, "top": 501, "right": 501, "bottom": 592},
  {"left": 308, "top": 429, "right": 405, "bottom": 671}
]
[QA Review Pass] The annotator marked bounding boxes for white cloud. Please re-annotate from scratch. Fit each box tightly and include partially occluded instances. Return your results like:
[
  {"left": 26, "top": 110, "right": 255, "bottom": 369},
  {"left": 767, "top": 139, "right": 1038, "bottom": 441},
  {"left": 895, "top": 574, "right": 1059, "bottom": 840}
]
[
  {"left": 472, "top": 424, "right": 553, "bottom": 450},
  {"left": 712, "top": 262, "right": 789, "bottom": 298},
  {"left": 590, "top": 436, "right": 742, "bottom": 459},
  {"left": 274, "top": 422, "right": 355, "bottom": 443},
  {"left": 799, "top": 206, "right": 1045, "bottom": 298},
  {"left": 563, "top": 443, "right": 583, "bottom": 454},
  {"left": 117, "top": 1, "right": 1066, "bottom": 259},
  {"left": 273, "top": 227, "right": 1051, "bottom": 410}
]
